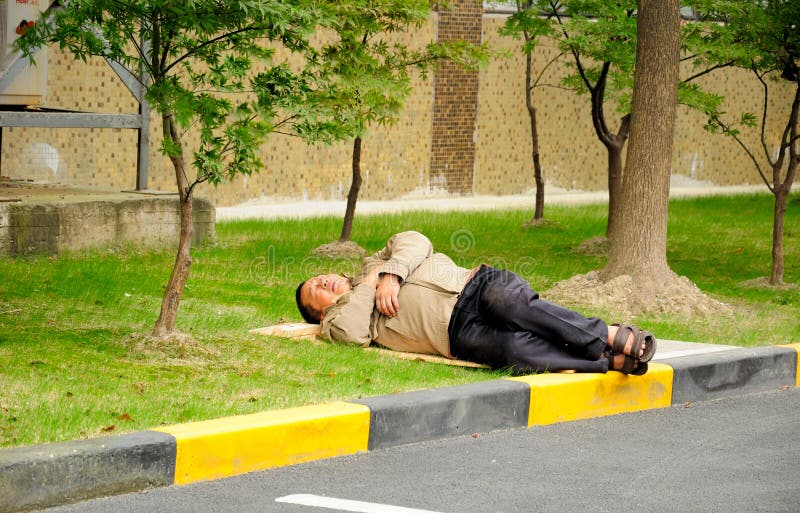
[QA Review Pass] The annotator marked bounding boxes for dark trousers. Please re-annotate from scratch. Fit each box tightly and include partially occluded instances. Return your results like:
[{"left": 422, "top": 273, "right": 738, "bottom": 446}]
[{"left": 448, "top": 266, "right": 609, "bottom": 374}]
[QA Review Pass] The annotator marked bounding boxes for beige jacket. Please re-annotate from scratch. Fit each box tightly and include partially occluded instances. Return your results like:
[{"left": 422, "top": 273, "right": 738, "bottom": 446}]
[{"left": 321, "top": 231, "right": 472, "bottom": 357}]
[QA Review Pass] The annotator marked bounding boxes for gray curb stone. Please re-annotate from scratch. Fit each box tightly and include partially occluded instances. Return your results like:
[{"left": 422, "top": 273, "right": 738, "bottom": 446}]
[
  {"left": 351, "top": 380, "right": 531, "bottom": 451},
  {"left": 0, "top": 431, "right": 176, "bottom": 513},
  {"left": 661, "top": 346, "right": 798, "bottom": 405}
]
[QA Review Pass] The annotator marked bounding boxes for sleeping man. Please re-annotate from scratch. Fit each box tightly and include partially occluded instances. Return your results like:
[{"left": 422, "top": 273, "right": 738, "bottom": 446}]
[{"left": 296, "top": 231, "right": 655, "bottom": 375}]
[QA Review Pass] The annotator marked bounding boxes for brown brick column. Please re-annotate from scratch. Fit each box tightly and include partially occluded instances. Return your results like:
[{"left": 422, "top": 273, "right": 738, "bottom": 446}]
[{"left": 430, "top": 1, "right": 482, "bottom": 194}]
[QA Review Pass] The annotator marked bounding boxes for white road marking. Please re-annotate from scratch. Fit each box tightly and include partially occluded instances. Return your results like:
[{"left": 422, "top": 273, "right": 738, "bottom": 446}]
[{"left": 275, "top": 494, "right": 444, "bottom": 513}]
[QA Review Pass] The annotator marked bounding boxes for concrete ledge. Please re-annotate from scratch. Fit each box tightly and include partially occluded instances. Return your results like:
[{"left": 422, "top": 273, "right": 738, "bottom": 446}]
[
  {"left": 0, "top": 196, "right": 215, "bottom": 256},
  {"left": 154, "top": 402, "right": 370, "bottom": 486},
  {"left": 0, "top": 431, "right": 175, "bottom": 513},
  {"left": 509, "top": 363, "right": 674, "bottom": 426},
  {"left": 351, "top": 380, "right": 530, "bottom": 450},
  {"left": 662, "top": 346, "right": 798, "bottom": 404}
]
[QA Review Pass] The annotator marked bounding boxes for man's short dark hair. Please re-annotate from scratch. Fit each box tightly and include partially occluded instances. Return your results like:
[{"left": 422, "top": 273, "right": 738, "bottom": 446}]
[{"left": 295, "top": 281, "right": 322, "bottom": 324}]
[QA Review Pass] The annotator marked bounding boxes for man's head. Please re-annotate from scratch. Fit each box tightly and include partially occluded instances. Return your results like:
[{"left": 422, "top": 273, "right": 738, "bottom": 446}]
[{"left": 295, "top": 274, "right": 353, "bottom": 324}]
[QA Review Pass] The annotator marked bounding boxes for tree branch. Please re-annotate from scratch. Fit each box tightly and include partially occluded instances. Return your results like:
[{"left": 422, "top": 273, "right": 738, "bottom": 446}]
[
  {"left": 714, "top": 115, "right": 774, "bottom": 193},
  {"left": 591, "top": 61, "right": 613, "bottom": 146},
  {"left": 186, "top": 174, "right": 208, "bottom": 199},
  {"left": 271, "top": 130, "right": 303, "bottom": 138},
  {"left": 159, "top": 28, "right": 172, "bottom": 76},
  {"left": 617, "top": 112, "right": 631, "bottom": 141},
  {"left": 151, "top": 15, "right": 161, "bottom": 76},
  {"left": 534, "top": 83, "right": 577, "bottom": 92},
  {"left": 551, "top": 1, "right": 595, "bottom": 95},
  {"left": 531, "top": 52, "right": 566, "bottom": 90},
  {"left": 780, "top": 85, "right": 800, "bottom": 190},
  {"left": 784, "top": 86, "right": 800, "bottom": 153},
  {"left": 753, "top": 66, "right": 775, "bottom": 167},
  {"left": 126, "top": 30, "right": 149, "bottom": 73},
  {"left": 682, "top": 61, "right": 734, "bottom": 83},
  {"left": 272, "top": 114, "right": 300, "bottom": 130},
  {"left": 163, "top": 26, "right": 272, "bottom": 75}
]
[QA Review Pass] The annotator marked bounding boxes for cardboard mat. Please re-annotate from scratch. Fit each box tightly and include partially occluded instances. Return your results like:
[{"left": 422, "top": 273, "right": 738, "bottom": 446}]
[{"left": 250, "top": 323, "right": 490, "bottom": 369}]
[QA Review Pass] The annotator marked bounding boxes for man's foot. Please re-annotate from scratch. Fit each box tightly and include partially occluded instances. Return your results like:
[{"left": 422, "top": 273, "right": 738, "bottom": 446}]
[
  {"left": 607, "top": 323, "right": 656, "bottom": 362},
  {"left": 607, "top": 352, "right": 648, "bottom": 375}
]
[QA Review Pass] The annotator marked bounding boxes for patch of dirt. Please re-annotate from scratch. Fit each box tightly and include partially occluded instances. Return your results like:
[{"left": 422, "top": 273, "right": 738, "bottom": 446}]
[
  {"left": 522, "top": 218, "right": 552, "bottom": 229},
  {"left": 740, "top": 277, "right": 800, "bottom": 290},
  {"left": 311, "top": 240, "right": 368, "bottom": 259},
  {"left": 544, "top": 270, "right": 735, "bottom": 319},
  {"left": 129, "top": 332, "right": 221, "bottom": 364},
  {"left": 573, "top": 236, "right": 608, "bottom": 257}
]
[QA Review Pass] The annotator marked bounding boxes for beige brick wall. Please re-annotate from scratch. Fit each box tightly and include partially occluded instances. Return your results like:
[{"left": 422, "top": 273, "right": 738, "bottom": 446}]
[
  {"left": 476, "top": 16, "right": 608, "bottom": 195},
  {"left": 1, "top": 12, "right": 793, "bottom": 206}
]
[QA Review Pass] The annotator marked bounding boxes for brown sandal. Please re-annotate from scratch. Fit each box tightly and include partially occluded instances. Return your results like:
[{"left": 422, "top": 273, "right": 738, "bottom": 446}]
[
  {"left": 606, "top": 351, "right": 649, "bottom": 376},
  {"left": 611, "top": 323, "right": 657, "bottom": 363}
]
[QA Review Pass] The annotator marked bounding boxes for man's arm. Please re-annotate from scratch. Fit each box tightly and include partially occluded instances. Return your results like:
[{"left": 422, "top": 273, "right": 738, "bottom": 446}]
[
  {"left": 368, "top": 231, "right": 434, "bottom": 281},
  {"left": 320, "top": 284, "right": 375, "bottom": 347},
  {"left": 367, "top": 231, "right": 433, "bottom": 317},
  {"left": 320, "top": 267, "right": 382, "bottom": 347}
]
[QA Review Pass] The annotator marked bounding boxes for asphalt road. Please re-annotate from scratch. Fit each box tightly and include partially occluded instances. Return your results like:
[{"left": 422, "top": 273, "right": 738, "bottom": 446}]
[{"left": 37, "top": 388, "right": 800, "bottom": 513}]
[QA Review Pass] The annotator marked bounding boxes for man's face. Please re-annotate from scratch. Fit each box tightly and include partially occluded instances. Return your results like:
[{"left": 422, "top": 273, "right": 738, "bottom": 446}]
[{"left": 301, "top": 274, "right": 353, "bottom": 319}]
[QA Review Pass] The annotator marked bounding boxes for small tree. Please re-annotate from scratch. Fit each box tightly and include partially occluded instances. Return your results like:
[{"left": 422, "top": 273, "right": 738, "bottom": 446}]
[
  {"left": 689, "top": 0, "right": 799, "bottom": 285},
  {"left": 553, "top": 0, "right": 637, "bottom": 238},
  {"left": 320, "top": 0, "right": 434, "bottom": 246},
  {"left": 316, "top": 0, "right": 486, "bottom": 247},
  {"left": 500, "top": 1, "right": 561, "bottom": 224},
  {"left": 18, "top": 0, "right": 348, "bottom": 336}
]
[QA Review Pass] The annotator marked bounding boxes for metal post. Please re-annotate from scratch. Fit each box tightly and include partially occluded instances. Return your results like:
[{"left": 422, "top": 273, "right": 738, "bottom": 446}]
[
  {"left": 135, "top": 88, "right": 150, "bottom": 191},
  {"left": 135, "top": 36, "right": 151, "bottom": 191}
]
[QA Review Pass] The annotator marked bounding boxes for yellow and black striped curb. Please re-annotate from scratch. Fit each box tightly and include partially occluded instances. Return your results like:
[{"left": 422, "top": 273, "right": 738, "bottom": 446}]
[{"left": 1, "top": 344, "right": 798, "bottom": 513}]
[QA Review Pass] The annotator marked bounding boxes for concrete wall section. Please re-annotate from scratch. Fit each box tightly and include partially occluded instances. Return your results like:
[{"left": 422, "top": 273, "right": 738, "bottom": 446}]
[{"left": 0, "top": 196, "right": 215, "bottom": 256}]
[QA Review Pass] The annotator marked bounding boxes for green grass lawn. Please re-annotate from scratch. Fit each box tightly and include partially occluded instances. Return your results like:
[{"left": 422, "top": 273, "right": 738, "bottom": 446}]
[{"left": 0, "top": 193, "right": 798, "bottom": 448}]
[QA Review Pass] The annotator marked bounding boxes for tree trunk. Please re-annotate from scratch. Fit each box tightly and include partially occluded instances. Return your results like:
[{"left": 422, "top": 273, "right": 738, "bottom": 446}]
[
  {"left": 767, "top": 86, "right": 799, "bottom": 286},
  {"left": 339, "top": 136, "right": 363, "bottom": 242},
  {"left": 587, "top": 63, "right": 630, "bottom": 239},
  {"left": 770, "top": 184, "right": 788, "bottom": 285},
  {"left": 603, "top": 0, "right": 680, "bottom": 287},
  {"left": 525, "top": 45, "right": 545, "bottom": 221},
  {"left": 605, "top": 141, "right": 624, "bottom": 238},
  {"left": 153, "top": 112, "right": 193, "bottom": 337}
]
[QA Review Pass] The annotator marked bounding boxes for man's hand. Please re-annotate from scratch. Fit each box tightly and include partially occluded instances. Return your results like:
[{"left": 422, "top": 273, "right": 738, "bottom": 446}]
[{"left": 375, "top": 273, "right": 401, "bottom": 317}]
